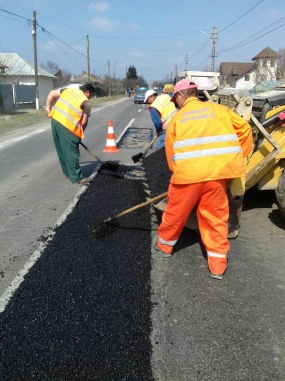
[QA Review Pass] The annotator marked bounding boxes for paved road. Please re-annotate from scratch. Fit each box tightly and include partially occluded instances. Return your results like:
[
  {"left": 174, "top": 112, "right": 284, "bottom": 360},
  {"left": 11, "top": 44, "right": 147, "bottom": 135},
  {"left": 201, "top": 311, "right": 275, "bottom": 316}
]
[
  {"left": 0, "top": 98, "right": 285, "bottom": 380},
  {"left": 0, "top": 97, "right": 154, "bottom": 294}
]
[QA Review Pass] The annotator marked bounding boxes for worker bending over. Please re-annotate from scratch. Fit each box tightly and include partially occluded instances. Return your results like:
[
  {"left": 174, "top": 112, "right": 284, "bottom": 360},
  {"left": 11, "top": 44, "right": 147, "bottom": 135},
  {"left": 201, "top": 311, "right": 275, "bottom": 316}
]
[
  {"left": 45, "top": 83, "right": 95, "bottom": 184},
  {"left": 153, "top": 79, "right": 253, "bottom": 280},
  {"left": 144, "top": 89, "right": 177, "bottom": 148}
]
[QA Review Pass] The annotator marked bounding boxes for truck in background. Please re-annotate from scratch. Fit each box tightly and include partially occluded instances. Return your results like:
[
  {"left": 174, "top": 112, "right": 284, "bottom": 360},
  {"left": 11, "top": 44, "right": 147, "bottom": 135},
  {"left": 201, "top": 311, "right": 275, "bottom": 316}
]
[{"left": 176, "top": 70, "right": 220, "bottom": 100}]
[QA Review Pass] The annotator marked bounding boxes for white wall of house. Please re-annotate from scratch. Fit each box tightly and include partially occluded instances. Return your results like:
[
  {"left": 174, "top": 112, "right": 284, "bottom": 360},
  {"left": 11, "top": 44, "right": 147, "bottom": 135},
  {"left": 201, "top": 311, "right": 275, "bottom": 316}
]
[
  {"left": 38, "top": 77, "right": 54, "bottom": 107},
  {"left": 255, "top": 58, "right": 277, "bottom": 82},
  {"left": 17, "top": 75, "right": 54, "bottom": 107},
  {"left": 232, "top": 71, "right": 256, "bottom": 89}
]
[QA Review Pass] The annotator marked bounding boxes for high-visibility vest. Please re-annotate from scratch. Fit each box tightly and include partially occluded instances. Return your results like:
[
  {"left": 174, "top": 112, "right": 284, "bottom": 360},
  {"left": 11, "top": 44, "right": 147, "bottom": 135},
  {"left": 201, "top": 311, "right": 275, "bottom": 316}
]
[
  {"left": 149, "top": 94, "right": 177, "bottom": 129},
  {"left": 49, "top": 89, "right": 88, "bottom": 139},
  {"left": 165, "top": 97, "right": 253, "bottom": 184}
]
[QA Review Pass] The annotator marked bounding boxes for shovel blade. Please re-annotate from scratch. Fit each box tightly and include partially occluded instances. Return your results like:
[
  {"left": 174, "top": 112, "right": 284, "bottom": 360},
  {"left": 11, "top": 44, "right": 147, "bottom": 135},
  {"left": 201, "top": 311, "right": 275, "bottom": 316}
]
[
  {"left": 131, "top": 152, "right": 143, "bottom": 163},
  {"left": 102, "top": 161, "right": 120, "bottom": 172}
]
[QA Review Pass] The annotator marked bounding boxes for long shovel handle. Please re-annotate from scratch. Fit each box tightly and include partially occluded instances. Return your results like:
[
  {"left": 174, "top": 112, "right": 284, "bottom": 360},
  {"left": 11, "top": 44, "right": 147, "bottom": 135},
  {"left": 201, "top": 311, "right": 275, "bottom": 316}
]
[
  {"left": 80, "top": 142, "right": 104, "bottom": 165},
  {"left": 104, "top": 191, "right": 168, "bottom": 223},
  {"left": 142, "top": 135, "right": 158, "bottom": 157}
]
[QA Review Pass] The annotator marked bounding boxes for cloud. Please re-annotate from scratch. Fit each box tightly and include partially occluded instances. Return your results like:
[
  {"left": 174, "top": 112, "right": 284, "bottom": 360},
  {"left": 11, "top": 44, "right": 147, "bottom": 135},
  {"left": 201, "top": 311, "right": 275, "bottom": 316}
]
[
  {"left": 89, "top": 16, "right": 117, "bottom": 31},
  {"left": 41, "top": 41, "right": 59, "bottom": 53},
  {"left": 129, "top": 22, "right": 140, "bottom": 30},
  {"left": 88, "top": 2, "right": 110, "bottom": 12},
  {"left": 176, "top": 41, "right": 185, "bottom": 48}
]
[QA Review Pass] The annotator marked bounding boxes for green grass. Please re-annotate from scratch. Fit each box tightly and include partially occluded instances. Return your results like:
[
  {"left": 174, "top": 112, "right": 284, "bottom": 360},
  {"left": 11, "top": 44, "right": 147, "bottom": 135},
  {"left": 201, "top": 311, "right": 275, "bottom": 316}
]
[{"left": 0, "top": 94, "right": 127, "bottom": 134}]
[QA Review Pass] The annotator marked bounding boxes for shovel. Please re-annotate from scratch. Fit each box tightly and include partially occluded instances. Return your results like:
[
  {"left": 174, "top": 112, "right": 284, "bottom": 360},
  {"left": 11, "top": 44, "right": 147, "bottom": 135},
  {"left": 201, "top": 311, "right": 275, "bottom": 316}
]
[
  {"left": 92, "top": 191, "right": 168, "bottom": 232},
  {"left": 80, "top": 142, "right": 120, "bottom": 172},
  {"left": 131, "top": 135, "right": 158, "bottom": 163}
]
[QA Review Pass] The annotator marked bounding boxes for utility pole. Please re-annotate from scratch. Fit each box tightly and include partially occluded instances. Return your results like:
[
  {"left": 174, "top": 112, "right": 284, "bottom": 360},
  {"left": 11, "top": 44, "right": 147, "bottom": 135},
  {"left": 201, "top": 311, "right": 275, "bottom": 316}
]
[
  {"left": 32, "top": 11, "right": 39, "bottom": 110},
  {"left": 108, "top": 60, "right": 110, "bottom": 96},
  {"left": 175, "top": 65, "right": 178, "bottom": 82},
  {"left": 86, "top": 35, "right": 90, "bottom": 82},
  {"left": 211, "top": 26, "right": 218, "bottom": 72},
  {"left": 185, "top": 54, "right": 189, "bottom": 75},
  {"left": 113, "top": 61, "right": 116, "bottom": 95}
]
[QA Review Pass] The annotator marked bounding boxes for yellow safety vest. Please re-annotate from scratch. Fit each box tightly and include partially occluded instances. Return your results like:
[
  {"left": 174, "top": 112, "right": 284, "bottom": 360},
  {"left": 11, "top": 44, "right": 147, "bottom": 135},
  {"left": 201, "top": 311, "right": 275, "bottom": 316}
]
[
  {"left": 150, "top": 94, "right": 177, "bottom": 129},
  {"left": 49, "top": 89, "right": 88, "bottom": 139},
  {"left": 165, "top": 97, "right": 252, "bottom": 184}
]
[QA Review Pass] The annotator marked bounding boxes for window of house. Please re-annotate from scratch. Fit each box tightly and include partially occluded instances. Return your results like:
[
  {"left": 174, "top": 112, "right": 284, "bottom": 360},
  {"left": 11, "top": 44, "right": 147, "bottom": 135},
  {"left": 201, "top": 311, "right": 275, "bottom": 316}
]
[
  {"left": 263, "top": 60, "right": 267, "bottom": 68},
  {"left": 270, "top": 59, "right": 274, "bottom": 67},
  {"left": 245, "top": 75, "right": 250, "bottom": 81}
]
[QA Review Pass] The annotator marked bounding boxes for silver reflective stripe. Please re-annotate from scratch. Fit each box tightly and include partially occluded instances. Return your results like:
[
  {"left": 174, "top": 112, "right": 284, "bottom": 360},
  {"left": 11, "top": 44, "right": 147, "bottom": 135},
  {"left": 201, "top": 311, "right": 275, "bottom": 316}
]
[
  {"left": 207, "top": 251, "right": 227, "bottom": 258},
  {"left": 53, "top": 105, "right": 83, "bottom": 130},
  {"left": 173, "top": 146, "right": 242, "bottom": 161},
  {"left": 58, "top": 97, "right": 83, "bottom": 117},
  {"left": 161, "top": 109, "right": 177, "bottom": 123},
  {"left": 174, "top": 134, "right": 238, "bottom": 149},
  {"left": 159, "top": 236, "right": 177, "bottom": 246}
]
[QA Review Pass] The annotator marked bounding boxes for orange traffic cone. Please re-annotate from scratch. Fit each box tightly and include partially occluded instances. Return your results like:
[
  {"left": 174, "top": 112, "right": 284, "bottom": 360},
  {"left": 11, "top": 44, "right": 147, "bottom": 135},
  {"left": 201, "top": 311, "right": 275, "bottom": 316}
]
[{"left": 102, "top": 120, "right": 120, "bottom": 153}]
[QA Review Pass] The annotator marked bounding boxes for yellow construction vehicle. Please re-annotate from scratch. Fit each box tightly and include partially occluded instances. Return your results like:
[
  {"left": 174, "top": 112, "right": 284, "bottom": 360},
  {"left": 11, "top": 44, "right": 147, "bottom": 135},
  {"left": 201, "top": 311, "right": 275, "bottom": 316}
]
[
  {"left": 200, "top": 92, "right": 285, "bottom": 219},
  {"left": 163, "top": 84, "right": 174, "bottom": 93}
]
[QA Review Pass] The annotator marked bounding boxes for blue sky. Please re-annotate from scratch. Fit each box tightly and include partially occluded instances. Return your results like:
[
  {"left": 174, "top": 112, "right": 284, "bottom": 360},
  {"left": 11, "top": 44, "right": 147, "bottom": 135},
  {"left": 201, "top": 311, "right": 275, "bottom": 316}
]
[{"left": 0, "top": 0, "right": 284, "bottom": 84}]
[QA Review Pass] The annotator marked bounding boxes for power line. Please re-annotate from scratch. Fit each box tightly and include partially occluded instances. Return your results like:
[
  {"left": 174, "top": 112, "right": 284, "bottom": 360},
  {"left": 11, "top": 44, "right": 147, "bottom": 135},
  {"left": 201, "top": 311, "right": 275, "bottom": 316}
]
[
  {"left": 219, "top": 0, "right": 264, "bottom": 33},
  {"left": 218, "top": 16, "right": 285, "bottom": 54}
]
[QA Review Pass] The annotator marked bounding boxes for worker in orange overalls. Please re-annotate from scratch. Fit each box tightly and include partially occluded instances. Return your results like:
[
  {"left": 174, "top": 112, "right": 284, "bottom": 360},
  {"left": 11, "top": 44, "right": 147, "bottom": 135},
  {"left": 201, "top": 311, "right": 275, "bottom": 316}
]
[{"left": 153, "top": 79, "right": 253, "bottom": 280}]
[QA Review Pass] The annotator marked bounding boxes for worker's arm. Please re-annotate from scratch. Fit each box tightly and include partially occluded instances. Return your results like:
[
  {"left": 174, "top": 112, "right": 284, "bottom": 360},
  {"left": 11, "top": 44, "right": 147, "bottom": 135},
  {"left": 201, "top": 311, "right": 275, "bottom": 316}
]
[
  {"left": 228, "top": 108, "right": 253, "bottom": 158},
  {"left": 81, "top": 113, "right": 88, "bottom": 131},
  {"left": 149, "top": 107, "right": 163, "bottom": 136},
  {"left": 45, "top": 89, "right": 61, "bottom": 116},
  {"left": 81, "top": 100, "right": 91, "bottom": 132}
]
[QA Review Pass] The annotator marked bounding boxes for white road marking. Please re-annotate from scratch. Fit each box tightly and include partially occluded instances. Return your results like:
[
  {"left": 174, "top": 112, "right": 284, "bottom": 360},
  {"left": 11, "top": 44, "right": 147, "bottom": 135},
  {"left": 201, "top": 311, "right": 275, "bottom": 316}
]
[
  {"left": 35, "top": 129, "right": 46, "bottom": 133},
  {"left": 116, "top": 118, "right": 135, "bottom": 143},
  {"left": 138, "top": 109, "right": 141, "bottom": 112},
  {"left": 0, "top": 128, "right": 49, "bottom": 149}
]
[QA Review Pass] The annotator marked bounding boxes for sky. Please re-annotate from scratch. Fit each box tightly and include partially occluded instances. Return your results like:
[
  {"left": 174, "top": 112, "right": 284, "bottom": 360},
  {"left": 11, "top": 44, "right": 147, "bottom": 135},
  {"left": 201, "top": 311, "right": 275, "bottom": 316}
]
[{"left": 0, "top": 0, "right": 284, "bottom": 84}]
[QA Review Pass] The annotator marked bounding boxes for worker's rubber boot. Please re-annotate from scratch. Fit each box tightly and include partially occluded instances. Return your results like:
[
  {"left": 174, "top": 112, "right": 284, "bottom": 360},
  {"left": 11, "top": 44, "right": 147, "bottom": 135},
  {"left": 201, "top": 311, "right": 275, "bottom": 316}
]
[
  {"left": 210, "top": 273, "right": 224, "bottom": 280},
  {"left": 153, "top": 236, "right": 172, "bottom": 258},
  {"left": 228, "top": 228, "right": 239, "bottom": 239},
  {"left": 77, "top": 177, "right": 93, "bottom": 184}
]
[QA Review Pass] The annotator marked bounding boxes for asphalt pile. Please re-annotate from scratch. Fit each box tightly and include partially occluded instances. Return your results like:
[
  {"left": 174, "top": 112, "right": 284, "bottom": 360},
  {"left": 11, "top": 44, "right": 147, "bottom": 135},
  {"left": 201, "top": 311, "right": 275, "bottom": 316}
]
[
  {"left": 0, "top": 164, "right": 157, "bottom": 380},
  {"left": 142, "top": 148, "right": 171, "bottom": 197}
]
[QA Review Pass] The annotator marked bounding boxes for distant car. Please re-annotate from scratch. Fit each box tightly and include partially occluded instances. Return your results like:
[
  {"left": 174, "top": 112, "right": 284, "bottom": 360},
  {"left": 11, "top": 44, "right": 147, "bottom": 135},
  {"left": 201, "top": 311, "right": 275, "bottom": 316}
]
[{"left": 134, "top": 87, "right": 148, "bottom": 104}]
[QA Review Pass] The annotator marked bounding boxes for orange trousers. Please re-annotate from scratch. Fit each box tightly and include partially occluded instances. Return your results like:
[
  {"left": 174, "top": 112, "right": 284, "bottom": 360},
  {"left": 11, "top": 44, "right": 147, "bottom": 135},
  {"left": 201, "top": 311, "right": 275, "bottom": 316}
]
[{"left": 157, "top": 180, "right": 229, "bottom": 275}]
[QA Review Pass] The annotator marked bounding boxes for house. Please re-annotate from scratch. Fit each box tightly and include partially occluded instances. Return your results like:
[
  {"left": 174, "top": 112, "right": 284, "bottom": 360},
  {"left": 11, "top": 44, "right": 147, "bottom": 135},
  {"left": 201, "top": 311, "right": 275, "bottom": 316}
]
[
  {"left": 219, "top": 47, "right": 280, "bottom": 90},
  {"left": 0, "top": 53, "right": 56, "bottom": 107}
]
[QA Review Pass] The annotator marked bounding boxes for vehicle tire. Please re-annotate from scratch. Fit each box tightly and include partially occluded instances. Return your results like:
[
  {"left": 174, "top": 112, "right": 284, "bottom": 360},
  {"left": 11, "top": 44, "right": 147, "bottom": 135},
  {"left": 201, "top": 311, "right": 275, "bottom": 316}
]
[{"left": 275, "top": 169, "right": 285, "bottom": 219}]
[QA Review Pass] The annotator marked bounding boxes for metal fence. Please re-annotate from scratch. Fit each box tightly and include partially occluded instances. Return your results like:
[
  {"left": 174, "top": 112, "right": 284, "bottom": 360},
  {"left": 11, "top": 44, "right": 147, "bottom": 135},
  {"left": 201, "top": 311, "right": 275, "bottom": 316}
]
[{"left": 0, "top": 84, "right": 35, "bottom": 113}]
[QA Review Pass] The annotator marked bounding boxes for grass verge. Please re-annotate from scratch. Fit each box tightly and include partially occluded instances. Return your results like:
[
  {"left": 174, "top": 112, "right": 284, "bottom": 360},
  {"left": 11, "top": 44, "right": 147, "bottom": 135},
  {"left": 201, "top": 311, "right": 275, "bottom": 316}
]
[{"left": 0, "top": 94, "right": 127, "bottom": 134}]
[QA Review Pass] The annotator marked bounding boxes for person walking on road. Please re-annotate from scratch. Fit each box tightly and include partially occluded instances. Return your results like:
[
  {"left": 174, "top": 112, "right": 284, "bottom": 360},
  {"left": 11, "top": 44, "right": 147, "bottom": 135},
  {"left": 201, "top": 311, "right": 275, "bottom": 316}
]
[
  {"left": 153, "top": 79, "right": 253, "bottom": 280},
  {"left": 45, "top": 83, "right": 95, "bottom": 184},
  {"left": 144, "top": 89, "right": 177, "bottom": 149},
  {"left": 127, "top": 87, "right": 132, "bottom": 98}
]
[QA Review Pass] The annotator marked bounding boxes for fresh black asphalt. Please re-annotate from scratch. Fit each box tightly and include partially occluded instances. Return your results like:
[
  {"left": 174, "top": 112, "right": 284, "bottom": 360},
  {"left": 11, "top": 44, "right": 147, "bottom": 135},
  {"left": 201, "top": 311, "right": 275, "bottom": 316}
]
[{"left": 1, "top": 147, "right": 285, "bottom": 380}]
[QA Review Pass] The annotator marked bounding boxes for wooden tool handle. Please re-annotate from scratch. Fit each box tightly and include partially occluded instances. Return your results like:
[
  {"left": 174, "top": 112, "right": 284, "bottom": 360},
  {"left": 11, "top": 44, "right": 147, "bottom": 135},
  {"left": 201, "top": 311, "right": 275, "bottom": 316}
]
[
  {"left": 105, "top": 191, "right": 168, "bottom": 222},
  {"left": 80, "top": 142, "right": 103, "bottom": 165}
]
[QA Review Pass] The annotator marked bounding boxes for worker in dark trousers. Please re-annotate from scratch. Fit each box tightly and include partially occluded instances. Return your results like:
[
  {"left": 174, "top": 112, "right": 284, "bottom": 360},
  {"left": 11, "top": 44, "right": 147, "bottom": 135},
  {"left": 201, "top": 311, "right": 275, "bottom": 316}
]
[
  {"left": 144, "top": 89, "right": 177, "bottom": 149},
  {"left": 45, "top": 83, "right": 95, "bottom": 184}
]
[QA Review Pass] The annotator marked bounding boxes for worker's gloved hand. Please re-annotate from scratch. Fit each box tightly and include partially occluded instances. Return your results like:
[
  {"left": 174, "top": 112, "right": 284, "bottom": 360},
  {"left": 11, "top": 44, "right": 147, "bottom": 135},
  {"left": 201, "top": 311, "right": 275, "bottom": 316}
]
[{"left": 156, "top": 130, "right": 162, "bottom": 137}]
